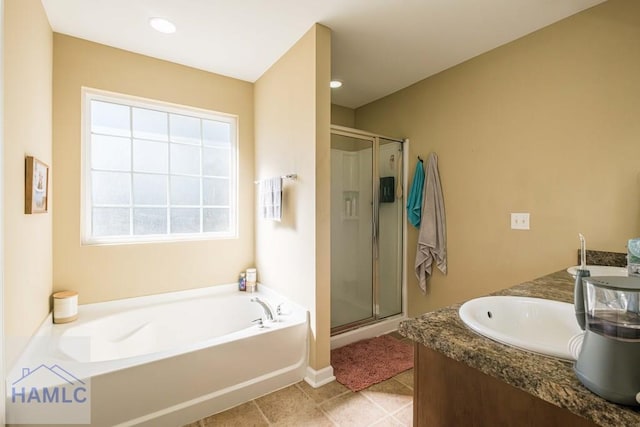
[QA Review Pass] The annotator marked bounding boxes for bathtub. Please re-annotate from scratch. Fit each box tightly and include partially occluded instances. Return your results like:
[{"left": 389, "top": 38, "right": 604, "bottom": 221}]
[{"left": 6, "top": 284, "right": 308, "bottom": 426}]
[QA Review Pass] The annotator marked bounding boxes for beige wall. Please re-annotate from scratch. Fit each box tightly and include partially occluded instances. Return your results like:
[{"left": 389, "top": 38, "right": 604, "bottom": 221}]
[
  {"left": 331, "top": 104, "right": 355, "bottom": 127},
  {"left": 0, "top": 0, "right": 4, "bottom": 416},
  {"left": 255, "top": 24, "right": 332, "bottom": 370},
  {"left": 3, "top": 0, "right": 52, "bottom": 367},
  {"left": 314, "top": 26, "right": 332, "bottom": 372},
  {"left": 52, "top": 35, "right": 255, "bottom": 303},
  {"left": 356, "top": 0, "right": 640, "bottom": 316}
]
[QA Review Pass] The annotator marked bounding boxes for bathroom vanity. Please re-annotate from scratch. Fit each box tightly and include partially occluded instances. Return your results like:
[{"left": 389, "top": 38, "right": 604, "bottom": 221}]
[{"left": 399, "top": 270, "right": 640, "bottom": 427}]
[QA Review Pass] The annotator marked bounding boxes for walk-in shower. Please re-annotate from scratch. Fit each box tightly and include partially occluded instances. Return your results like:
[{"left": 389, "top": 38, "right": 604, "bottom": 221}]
[{"left": 330, "top": 125, "right": 404, "bottom": 335}]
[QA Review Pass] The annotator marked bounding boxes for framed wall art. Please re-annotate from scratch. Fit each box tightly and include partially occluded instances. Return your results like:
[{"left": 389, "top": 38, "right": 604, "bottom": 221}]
[{"left": 25, "top": 156, "right": 49, "bottom": 214}]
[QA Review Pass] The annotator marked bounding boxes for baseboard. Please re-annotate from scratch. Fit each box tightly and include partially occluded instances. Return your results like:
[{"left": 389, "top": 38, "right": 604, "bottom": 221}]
[
  {"left": 304, "top": 365, "right": 336, "bottom": 388},
  {"left": 330, "top": 315, "right": 406, "bottom": 350}
]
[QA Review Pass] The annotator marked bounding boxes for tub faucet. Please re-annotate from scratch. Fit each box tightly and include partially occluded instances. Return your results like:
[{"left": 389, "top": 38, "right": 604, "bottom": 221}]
[{"left": 251, "top": 297, "right": 277, "bottom": 322}]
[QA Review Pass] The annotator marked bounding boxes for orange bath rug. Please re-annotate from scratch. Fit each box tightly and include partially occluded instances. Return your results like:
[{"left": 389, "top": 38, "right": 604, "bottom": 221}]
[{"left": 330, "top": 335, "right": 413, "bottom": 392}]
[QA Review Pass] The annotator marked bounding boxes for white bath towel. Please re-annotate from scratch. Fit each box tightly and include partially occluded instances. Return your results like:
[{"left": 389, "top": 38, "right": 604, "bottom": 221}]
[
  {"left": 415, "top": 152, "right": 447, "bottom": 293},
  {"left": 258, "top": 177, "right": 282, "bottom": 221}
]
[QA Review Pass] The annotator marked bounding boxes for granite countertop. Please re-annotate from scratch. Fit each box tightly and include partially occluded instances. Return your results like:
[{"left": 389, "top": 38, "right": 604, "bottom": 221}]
[{"left": 399, "top": 269, "right": 640, "bottom": 427}]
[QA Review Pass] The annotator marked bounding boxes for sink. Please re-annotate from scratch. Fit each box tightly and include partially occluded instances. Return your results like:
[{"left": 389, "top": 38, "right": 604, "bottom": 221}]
[
  {"left": 458, "top": 296, "right": 582, "bottom": 360},
  {"left": 566, "top": 265, "right": 627, "bottom": 277}
]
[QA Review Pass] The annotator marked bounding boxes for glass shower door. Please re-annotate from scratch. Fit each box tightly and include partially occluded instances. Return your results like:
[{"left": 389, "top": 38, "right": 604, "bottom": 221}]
[
  {"left": 377, "top": 138, "right": 403, "bottom": 318},
  {"left": 330, "top": 133, "right": 374, "bottom": 329}
]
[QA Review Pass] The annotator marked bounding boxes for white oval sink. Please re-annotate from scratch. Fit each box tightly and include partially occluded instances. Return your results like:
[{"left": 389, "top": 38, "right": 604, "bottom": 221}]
[
  {"left": 566, "top": 265, "right": 627, "bottom": 277},
  {"left": 459, "top": 296, "right": 582, "bottom": 360}
]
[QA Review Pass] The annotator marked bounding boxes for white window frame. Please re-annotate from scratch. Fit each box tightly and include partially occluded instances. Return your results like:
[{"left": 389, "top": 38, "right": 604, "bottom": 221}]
[{"left": 81, "top": 87, "right": 238, "bottom": 245}]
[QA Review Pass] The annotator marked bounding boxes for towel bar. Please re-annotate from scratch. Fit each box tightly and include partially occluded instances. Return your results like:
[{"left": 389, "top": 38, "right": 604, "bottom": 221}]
[{"left": 254, "top": 174, "right": 297, "bottom": 184}]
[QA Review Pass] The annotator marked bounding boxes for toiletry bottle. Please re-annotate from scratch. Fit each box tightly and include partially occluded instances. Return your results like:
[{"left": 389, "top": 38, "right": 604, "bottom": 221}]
[
  {"left": 238, "top": 272, "right": 246, "bottom": 291},
  {"left": 246, "top": 268, "right": 257, "bottom": 292}
]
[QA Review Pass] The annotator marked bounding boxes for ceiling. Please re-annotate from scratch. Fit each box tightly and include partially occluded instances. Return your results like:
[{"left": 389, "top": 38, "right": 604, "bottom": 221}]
[{"left": 41, "top": 0, "right": 605, "bottom": 109}]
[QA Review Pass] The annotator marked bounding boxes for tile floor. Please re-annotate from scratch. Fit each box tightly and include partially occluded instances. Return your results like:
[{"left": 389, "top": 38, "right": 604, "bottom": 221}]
[{"left": 184, "top": 333, "right": 414, "bottom": 427}]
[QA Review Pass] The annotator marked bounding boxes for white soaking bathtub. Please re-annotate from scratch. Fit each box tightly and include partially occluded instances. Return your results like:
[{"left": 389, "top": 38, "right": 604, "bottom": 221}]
[{"left": 6, "top": 284, "right": 308, "bottom": 427}]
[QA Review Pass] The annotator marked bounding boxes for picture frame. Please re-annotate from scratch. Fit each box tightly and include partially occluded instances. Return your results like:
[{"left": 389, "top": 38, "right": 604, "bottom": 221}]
[{"left": 25, "top": 156, "right": 49, "bottom": 214}]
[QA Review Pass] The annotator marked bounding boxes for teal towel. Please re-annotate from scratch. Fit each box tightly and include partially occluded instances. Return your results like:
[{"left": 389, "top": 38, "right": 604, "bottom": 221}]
[{"left": 407, "top": 160, "right": 424, "bottom": 227}]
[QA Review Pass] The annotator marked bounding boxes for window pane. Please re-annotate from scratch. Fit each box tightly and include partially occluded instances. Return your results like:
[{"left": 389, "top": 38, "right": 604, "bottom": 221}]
[
  {"left": 170, "top": 208, "right": 200, "bottom": 233},
  {"left": 91, "top": 135, "right": 131, "bottom": 171},
  {"left": 134, "top": 208, "right": 167, "bottom": 235},
  {"left": 203, "top": 178, "right": 229, "bottom": 206},
  {"left": 203, "top": 120, "right": 231, "bottom": 146},
  {"left": 170, "top": 114, "right": 200, "bottom": 144},
  {"left": 203, "top": 147, "right": 230, "bottom": 176},
  {"left": 85, "top": 91, "right": 237, "bottom": 243},
  {"left": 133, "top": 174, "right": 167, "bottom": 205},
  {"left": 93, "top": 207, "right": 130, "bottom": 236},
  {"left": 91, "top": 101, "right": 130, "bottom": 137},
  {"left": 133, "top": 140, "right": 168, "bottom": 173},
  {"left": 170, "top": 176, "right": 200, "bottom": 205},
  {"left": 170, "top": 144, "right": 200, "bottom": 175},
  {"left": 204, "top": 208, "right": 229, "bottom": 232},
  {"left": 132, "top": 108, "right": 168, "bottom": 141},
  {"left": 92, "top": 171, "right": 130, "bottom": 204}
]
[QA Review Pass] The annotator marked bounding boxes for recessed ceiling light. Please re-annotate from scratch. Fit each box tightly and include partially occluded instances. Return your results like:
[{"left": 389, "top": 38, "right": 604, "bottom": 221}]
[
  {"left": 330, "top": 80, "right": 343, "bottom": 89},
  {"left": 149, "top": 17, "right": 176, "bottom": 34}
]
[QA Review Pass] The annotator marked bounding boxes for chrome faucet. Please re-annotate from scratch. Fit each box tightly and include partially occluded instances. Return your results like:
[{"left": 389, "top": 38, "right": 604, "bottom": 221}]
[{"left": 251, "top": 297, "right": 276, "bottom": 322}]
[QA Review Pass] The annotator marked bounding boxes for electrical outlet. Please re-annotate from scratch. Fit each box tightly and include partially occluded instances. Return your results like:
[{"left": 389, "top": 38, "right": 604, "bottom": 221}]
[{"left": 511, "top": 213, "right": 530, "bottom": 230}]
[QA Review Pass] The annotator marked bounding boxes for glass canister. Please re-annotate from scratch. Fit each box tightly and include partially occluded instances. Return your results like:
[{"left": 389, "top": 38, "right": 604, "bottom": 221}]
[{"left": 583, "top": 276, "right": 640, "bottom": 341}]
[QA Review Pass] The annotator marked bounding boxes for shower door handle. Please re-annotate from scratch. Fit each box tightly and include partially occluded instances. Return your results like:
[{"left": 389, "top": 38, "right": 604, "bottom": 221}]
[
  {"left": 373, "top": 221, "right": 378, "bottom": 259},
  {"left": 373, "top": 197, "right": 380, "bottom": 260}
]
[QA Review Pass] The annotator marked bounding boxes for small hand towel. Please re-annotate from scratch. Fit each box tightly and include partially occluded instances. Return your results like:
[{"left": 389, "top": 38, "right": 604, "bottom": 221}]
[
  {"left": 258, "top": 177, "right": 282, "bottom": 221},
  {"left": 415, "top": 153, "right": 447, "bottom": 293},
  {"left": 406, "top": 160, "right": 425, "bottom": 228}
]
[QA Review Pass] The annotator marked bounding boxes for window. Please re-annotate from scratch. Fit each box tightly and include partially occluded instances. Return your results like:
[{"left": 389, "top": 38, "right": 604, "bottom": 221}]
[{"left": 82, "top": 88, "right": 237, "bottom": 244}]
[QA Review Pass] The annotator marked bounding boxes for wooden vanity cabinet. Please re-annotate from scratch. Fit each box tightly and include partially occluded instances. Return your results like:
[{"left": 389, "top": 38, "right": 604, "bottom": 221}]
[{"left": 413, "top": 344, "right": 597, "bottom": 427}]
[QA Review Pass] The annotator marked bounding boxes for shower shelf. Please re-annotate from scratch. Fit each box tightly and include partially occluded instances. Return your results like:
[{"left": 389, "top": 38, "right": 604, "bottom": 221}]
[{"left": 343, "top": 191, "right": 359, "bottom": 219}]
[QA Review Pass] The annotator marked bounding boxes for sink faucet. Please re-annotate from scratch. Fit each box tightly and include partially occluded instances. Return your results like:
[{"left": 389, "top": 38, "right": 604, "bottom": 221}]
[{"left": 251, "top": 297, "right": 277, "bottom": 322}]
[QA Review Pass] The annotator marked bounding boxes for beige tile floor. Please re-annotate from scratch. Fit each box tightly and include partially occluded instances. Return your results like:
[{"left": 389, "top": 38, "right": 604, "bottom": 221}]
[{"left": 184, "top": 334, "right": 414, "bottom": 427}]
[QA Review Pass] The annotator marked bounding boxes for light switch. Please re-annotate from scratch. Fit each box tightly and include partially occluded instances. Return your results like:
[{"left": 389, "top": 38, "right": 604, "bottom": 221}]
[{"left": 511, "top": 213, "right": 530, "bottom": 230}]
